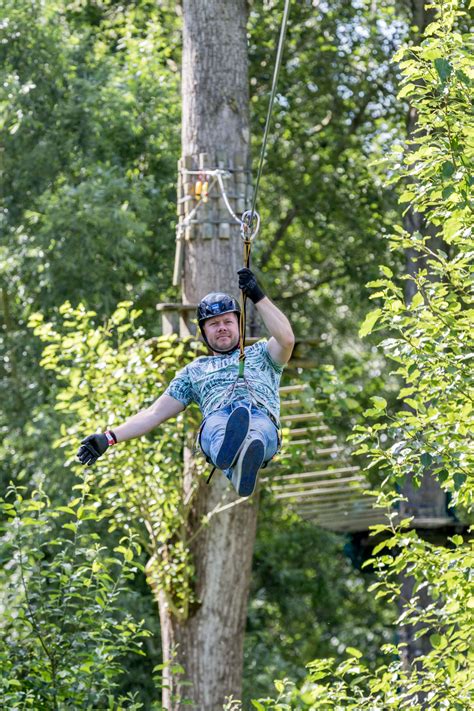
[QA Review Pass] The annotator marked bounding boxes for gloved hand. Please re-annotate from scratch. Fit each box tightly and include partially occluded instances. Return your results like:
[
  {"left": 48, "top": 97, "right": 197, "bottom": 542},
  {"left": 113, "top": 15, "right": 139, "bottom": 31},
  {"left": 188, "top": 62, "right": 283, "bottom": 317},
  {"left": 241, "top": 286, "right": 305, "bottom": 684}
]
[
  {"left": 77, "top": 432, "right": 115, "bottom": 466},
  {"left": 237, "top": 267, "right": 265, "bottom": 304}
]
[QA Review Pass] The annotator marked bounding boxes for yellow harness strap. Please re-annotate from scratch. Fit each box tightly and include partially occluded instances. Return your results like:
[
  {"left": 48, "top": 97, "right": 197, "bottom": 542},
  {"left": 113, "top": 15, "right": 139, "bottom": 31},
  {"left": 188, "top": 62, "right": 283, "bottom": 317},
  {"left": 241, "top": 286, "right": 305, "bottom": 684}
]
[{"left": 238, "top": 238, "right": 252, "bottom": 378}]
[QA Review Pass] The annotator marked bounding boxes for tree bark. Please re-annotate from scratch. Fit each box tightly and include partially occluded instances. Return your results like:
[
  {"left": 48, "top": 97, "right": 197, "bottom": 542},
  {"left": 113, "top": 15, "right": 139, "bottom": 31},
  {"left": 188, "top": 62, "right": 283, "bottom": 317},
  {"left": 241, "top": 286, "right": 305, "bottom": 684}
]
[
  {"left": 158, "top": 3, "right": 259, "bottom": 709},
  {"left": 180, "top": 0, "right": 250, "bottom": 302}
]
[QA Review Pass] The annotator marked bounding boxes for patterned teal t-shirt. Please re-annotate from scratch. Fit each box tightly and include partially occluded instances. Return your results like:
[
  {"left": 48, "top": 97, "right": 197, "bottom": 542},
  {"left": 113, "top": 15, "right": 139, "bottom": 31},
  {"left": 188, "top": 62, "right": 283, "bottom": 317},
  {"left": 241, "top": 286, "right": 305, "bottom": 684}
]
[{"left": 165, "top": 340, "right": 284, "bottom": 423}]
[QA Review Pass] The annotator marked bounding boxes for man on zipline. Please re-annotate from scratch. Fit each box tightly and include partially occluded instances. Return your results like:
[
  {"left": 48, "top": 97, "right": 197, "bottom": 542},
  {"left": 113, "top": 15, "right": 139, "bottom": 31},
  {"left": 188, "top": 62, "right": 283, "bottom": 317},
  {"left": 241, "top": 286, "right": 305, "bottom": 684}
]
[{"left": 77, "top": 268, "right": 294, "bottom": 497}]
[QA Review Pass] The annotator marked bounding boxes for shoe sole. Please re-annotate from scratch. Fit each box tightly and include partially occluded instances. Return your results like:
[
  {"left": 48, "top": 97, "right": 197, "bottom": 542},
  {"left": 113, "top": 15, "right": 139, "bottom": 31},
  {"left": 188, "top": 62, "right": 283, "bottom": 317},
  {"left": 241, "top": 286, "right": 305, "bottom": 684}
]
[
  {"left": 234, "top": 439, "right": 265, "bottom": 497},
  {"left": 215, "top": 406, "right": 250, "bottom": 470}
]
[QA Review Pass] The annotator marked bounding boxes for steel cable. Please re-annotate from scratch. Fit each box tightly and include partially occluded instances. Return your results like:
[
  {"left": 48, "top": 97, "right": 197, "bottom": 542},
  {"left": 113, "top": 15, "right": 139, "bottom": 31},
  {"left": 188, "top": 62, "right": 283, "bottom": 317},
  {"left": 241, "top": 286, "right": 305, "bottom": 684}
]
[{"left": 249, "top": 0, "right": 292, "bottom": 221}]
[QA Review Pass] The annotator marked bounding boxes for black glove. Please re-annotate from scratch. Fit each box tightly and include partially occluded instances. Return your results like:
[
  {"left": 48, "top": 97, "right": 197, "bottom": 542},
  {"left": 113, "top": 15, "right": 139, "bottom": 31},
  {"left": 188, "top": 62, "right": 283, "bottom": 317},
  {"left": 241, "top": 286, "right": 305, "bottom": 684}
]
[
  {"left": 237, "top": 268, "right": 265, "bottom": 304},
  {"left": 77, "top": 433, "right": 112, "bottom": 466}
]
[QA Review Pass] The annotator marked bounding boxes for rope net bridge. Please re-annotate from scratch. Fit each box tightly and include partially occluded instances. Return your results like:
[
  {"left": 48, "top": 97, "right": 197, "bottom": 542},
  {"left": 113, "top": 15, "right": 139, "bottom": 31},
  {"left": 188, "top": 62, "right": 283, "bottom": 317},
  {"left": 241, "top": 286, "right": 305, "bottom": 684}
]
[
  {"left": 264, "top": 383, "right": 387, "bottom": 533},
  {"left": 266, "top": 383, "right": 458, "bottom": 533}
]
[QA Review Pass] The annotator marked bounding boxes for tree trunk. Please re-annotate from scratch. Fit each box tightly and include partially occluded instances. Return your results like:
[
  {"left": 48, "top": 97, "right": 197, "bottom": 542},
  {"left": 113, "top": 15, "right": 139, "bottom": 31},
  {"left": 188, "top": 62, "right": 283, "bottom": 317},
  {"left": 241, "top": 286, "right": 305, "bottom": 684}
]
[
  {"left": 180, "top": 0, "right": 250, "bottom": 300},
  {"left": 158, "top": 3, "right": 259, "bottom": 708}
]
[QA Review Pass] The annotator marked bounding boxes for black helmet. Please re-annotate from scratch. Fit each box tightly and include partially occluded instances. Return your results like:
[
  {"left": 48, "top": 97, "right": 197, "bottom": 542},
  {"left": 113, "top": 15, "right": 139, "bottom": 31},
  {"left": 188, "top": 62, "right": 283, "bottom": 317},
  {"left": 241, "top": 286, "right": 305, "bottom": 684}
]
[{"left": 197, "top": 292, "right": 241, "bottom": 354}]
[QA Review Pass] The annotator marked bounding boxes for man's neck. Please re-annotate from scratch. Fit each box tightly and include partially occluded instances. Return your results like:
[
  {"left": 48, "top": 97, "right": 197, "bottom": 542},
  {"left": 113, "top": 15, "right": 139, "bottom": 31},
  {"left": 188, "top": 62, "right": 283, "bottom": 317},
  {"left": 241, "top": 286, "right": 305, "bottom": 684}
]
[{"left": 211, "top": 345, "right": 239, "bottom": 356}]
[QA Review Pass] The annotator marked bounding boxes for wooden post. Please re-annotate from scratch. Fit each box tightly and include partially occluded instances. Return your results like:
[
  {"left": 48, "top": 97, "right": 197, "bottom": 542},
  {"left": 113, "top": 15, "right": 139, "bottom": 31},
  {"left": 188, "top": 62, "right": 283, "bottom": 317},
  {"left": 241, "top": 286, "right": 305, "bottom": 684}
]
[{"left": 155, "top": 303, "right": 199, "bottom": 337}]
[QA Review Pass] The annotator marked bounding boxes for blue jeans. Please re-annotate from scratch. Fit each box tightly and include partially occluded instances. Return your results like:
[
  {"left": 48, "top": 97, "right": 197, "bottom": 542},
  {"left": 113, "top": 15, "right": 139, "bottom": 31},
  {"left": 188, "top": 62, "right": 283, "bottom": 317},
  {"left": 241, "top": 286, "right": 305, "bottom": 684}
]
[{"left": 200, "top": 399, "right": 279, "bottom": 479}]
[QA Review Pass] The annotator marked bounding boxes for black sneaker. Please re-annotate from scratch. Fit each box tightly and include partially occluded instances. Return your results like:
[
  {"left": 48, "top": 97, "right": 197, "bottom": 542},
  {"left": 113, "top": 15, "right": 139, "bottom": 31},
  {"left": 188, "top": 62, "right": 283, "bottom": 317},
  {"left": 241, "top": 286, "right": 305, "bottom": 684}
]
[
  {"left": 231, "top": 438, "right": 265, "bottom": 497},
  {"left": 215, "top": 406, "right": 250, "bottom": 470}
]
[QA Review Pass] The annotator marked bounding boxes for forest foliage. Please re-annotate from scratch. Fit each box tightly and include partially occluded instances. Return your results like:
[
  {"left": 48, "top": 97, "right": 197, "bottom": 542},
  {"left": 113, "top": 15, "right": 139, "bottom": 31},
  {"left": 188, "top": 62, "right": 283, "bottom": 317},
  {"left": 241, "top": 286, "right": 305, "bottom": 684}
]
[
  {"left": 1, "top": 0, "right": 472, "bottom": 708},
  {"left": 250, "top": 0, "right": 474, "bottom": 707}
]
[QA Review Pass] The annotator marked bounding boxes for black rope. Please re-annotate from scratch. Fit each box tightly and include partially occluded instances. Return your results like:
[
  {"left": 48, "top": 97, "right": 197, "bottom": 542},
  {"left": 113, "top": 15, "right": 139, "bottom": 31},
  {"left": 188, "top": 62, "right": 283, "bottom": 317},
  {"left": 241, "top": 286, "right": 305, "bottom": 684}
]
[
  {"left": 250, "top": 0, "right": 292, "bottom": 220},
  {"left": 206, "top": 466, "right": 217, "bottom": 485}
]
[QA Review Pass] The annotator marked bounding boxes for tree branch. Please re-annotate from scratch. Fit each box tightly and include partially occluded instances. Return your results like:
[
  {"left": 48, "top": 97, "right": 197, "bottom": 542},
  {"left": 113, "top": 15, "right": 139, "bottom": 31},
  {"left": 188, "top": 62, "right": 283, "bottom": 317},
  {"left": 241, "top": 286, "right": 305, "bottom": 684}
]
[
  {"left": 278, "top": 267, "right": 346, "bottom": 302},
  {"left": 257, "top": 206, "right": 299, "bottom": 271}
]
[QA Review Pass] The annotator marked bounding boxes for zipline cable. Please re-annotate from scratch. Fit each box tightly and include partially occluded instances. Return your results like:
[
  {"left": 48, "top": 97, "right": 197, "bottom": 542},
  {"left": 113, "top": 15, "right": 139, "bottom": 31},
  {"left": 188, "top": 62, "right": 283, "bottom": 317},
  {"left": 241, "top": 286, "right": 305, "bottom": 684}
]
[
  {"left": 238, "top": 0, "right": 292, "bottom": 377},
  {"left": 249, "top": 0, "right": 292, "bottom": 224}
]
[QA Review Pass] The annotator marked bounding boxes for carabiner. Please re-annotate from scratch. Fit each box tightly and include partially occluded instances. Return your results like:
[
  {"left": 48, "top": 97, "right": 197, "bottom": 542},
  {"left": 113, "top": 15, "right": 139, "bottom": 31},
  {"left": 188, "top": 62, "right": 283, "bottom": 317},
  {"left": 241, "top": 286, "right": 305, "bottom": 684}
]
[{"left": 240, "top": 209, "right": 260, "bottom": 242}]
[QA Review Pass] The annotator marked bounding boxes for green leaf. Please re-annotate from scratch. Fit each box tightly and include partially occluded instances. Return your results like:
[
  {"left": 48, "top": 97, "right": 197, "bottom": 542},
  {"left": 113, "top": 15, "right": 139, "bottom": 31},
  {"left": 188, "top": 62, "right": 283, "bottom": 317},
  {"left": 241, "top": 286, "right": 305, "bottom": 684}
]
[
  {"left": 380, "top": 265, "right": 393, "bottom": 278},
  {"left": 20, "top": 517, "right": 46, "bottom": 526},
  {"left": 434, "top": 58, "right": 452, "bottom": 82},
  {"left": 453, "top": 472, "right": 466, "bottom": 491},
  {"left": 398, "top": 83, "right": 417, "bottom": 99},
  {"left": 420, "top": 453, "right": 433, "bottom": 467},
  {"left": 399, "top": 190, "right": 416, "bottom": 204},
  {"left": 442, "top": 161, "right": 455, "bottom": 178},
  {"left": 359, "top": 309, "right": 383, "bottom": 338},
  {"left": 372, "top": 540, "right": 388, "bottom": 555},
  {"left": 346, "top": 647, "right": 363, "bottom": 659},
  {"left": 455, "top": 69, "right": 470, "bottom": 86},
  {"left": 112, "top": 307, "right": 129, "bottom": 324},
  {"left": 430, "top": 633, "right": 447, "bottom": 649},
  {"left": 411, "top": 291, "right": 424, "bottom": 309},
  {"left": 63, "top": 522, "right": 78, "bottom": 533},
  {"left": 371, "top": 396, "right": 387, "bottom": 410}
]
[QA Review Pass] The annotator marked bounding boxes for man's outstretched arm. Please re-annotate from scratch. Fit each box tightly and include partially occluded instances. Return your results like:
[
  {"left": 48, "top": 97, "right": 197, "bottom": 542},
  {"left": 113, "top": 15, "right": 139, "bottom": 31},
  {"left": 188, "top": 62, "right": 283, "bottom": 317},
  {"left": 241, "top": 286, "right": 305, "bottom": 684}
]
[
  {"left": 238, "top": 267, "right": 295, "bottom": 366},
  {"left": 77, "top": 394, "right": 185, "bottom": 466},
  {"left": 112, "top": 394, "right": 185, "bottom": 442}
]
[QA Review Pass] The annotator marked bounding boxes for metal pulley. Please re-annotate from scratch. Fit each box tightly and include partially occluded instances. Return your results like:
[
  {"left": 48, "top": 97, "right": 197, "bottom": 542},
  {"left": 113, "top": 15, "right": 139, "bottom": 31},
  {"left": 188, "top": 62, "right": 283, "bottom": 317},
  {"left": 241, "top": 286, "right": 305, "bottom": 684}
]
[{"left": 240, "top": 209, "right": 260, "bottom": 243}]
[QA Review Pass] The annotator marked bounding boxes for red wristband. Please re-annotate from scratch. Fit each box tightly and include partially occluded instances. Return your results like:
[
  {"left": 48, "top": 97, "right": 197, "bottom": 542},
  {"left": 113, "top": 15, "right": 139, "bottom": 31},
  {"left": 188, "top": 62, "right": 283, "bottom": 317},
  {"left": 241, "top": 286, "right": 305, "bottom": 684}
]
[{"left": 105, "top": 430, "right": 117, "bottom": 446}]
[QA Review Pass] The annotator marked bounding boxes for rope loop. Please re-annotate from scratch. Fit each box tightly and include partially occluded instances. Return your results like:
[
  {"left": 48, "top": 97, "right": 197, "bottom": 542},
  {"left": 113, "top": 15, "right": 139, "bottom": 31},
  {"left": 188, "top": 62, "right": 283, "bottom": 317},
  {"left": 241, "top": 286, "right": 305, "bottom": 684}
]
[{"left": 240, "top": 209, "right": 260, "bottom": 243}]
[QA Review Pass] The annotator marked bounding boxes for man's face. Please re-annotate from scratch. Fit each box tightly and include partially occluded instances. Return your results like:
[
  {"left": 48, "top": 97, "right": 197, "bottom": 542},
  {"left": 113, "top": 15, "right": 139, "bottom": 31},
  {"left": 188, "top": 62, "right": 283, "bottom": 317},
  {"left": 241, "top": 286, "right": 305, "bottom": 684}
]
[{"left": 203, "top": 312, "right": 239, "bottom": 353}]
